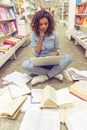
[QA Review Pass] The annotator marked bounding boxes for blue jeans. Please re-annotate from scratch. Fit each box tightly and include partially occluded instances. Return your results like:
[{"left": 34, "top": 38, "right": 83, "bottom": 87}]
[{"left": 22, "top": 54, "right": 72, "bottom": 78}]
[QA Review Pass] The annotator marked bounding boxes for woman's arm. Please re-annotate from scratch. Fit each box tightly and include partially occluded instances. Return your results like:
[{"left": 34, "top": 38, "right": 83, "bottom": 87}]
[
  {"left": 51, "top": 32, "right": 61, "bottom": 56},
  {"left": 30, "top": 31, "right": 44, "bottom": 56},
  {"left": 34, "top": 31, "right": 44, "bottom": 54}
]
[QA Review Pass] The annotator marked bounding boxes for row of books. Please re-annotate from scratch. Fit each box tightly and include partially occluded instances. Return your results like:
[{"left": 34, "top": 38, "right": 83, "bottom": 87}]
[
  {"left": 76, "top": 4, "right": 87, "bottom": 14},
  {"left": 0, "top": 35, "right": 24, "bottom": 56},
  {"left": 76, "top": 0, "right": 87, "bottom": 5},
  {"left": 0, "top": 7, "right": 15, "bottom": 20},
  {"left": 0, "top": 0, "right": 13, "bottom": 5},
  {"left": 0, "top": 21, "right": 17, "bottom": 36},
  {"left": 71, "top": 30, "right": 87, "bottom": 39},
  {"left": 71, "top": 30, "right": 87, "bottom": 44},
  {"left": 75, "top": 16, "right": 87, "bottom": 26}
]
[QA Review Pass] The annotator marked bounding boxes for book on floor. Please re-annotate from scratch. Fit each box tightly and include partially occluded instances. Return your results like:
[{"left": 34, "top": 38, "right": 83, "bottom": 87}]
[
  {"left": 8, "top": 84, "right": 31, "bottom": 99},
  {"left": 31, "top": 89, "right": 42, "bottom": 104},
  {"left": 0, "top": 87, "right": 27, "bottom": 119},
  {"left": 63, "top": 67, "right": 87, "bottom": 81},
  {"left": 69, "top": 80, "right": 87, "bottom": 101},
  {"left": 40, "top": 85, "right": 73, "bottom": 109},
  {"left": 65, "top": 108, "right": 87, "bottom": 130},
  {"left": 0, "top": 95, "right": 27, "bottom": 119},
  {"left": 19, "top": 109, "right": 60, "bottom": 130}
]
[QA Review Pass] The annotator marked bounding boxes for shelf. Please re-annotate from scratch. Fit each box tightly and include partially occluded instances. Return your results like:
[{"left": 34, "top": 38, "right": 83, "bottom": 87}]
[
  {"left": 0, "top": 31, "right": 17, "bottom": 39},
  {"left": 14, "top": 37, "right": 25, "bottom": 51},
  {"left": 70, "top": 30, "right": 87, "bottom": 57},
  {"left": 0, "top": 47, "right": 15, "bottom": 67},
  {"left": 0, "top": 0, "right": 22, "bottom": 67},
  {"left": 0, "top": 18, "right": 16, "bottom": 23},
  {"left": 0, "top": 37, "right": 26, "bottom": 67},
  {"left": 29, "top": 0, "right": 36, "bottom": 4},
  {"left": 0, "top": 2, "right": 14, "bottom": 8}
]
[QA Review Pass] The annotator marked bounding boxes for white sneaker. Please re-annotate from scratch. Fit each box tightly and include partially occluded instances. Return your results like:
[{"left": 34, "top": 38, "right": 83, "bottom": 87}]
[
  {"left": 54, "top": 73, "right": 63, "bottom": 81},
  {"left": 31, "top": 75, "right": 48, "bottom": 85}
]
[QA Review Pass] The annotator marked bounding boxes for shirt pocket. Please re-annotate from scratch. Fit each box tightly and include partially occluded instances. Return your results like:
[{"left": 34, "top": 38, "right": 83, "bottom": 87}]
[{"left": 46, "top": 39, "right": 55, "bottom": 50}]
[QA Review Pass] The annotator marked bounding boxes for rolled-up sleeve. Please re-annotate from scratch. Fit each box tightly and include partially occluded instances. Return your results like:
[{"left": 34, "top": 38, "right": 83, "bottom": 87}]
[{"left": 30, "top": 32, "right": 39, "bottom": 56}]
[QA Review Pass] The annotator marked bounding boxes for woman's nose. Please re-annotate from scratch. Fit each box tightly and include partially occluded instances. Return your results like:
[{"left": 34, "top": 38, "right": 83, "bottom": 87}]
[{"left": 42, "top": 24, "right": 45, "bottom": 28}]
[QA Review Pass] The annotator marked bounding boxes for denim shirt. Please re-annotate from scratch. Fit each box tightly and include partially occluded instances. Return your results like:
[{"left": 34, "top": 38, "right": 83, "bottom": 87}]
[{"left": 30, "top": 31, "right": 61, "bottom": 57}]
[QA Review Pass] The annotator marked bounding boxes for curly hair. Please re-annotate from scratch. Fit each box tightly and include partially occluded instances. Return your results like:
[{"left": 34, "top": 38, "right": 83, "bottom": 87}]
[{"left": 30, "top": 10, "right": 55, "bottom": 36}]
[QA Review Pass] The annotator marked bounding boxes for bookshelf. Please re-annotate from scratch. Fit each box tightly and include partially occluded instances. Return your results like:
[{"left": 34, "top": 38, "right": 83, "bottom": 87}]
[
  {"left": 0, "top": 1, "right": 26, "bottom": 67},
  {"left": 19, "top": 0, "right": 36, "bottom": 19},
  {"left": 66, "top": 0, "right": 87, "bottom": 57}
]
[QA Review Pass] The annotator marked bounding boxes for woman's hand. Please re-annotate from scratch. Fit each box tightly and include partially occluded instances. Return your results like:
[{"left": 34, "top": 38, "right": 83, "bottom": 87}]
[
  {"left": 39, "top": 31, "right": 44, "bottom": 41},
  {"left": 51, "top": 51, "right": 59, "bottom": 56}
]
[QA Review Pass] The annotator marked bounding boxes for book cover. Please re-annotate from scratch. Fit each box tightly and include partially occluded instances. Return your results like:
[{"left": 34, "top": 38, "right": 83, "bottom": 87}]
[
  {"left": 0, "top": 23, "right": 7, "bottom": 34},
  {"left": 4, "top": 40, "right": 16, "bottom": 46}
]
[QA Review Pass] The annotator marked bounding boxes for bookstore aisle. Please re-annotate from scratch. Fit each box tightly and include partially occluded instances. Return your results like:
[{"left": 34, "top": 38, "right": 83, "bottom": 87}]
[
  {"left": 0, "top": 21, "right": 87, "bottom": 130},
  {"left": 0, "top": 1, "right": 87, "bottom": 130}
]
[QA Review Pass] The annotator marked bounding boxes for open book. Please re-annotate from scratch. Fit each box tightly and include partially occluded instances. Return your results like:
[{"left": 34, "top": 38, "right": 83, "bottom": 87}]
[
  {"left": 0, "top": 87, "right": 27, "bottom": 119},
  {"left": 8, "top": 84, "right": 31, "bottom": 99},
  {"left": 40, "top": 85, "right": 73, "bottom": 109},
  {"left": 65, "top": 108, "right": 87, "bottom": 130},
  {"left": 69, "top": 80, "right": 87, "bottom": 101},
  {"left": 63, "top": 67, "right": 87, "bottom": 81},
  {"left": 19, "top": 109, "right": 60, "bottom": 130}
]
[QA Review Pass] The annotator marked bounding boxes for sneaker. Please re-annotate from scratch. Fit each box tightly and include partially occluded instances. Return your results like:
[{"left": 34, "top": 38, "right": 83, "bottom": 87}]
[
  {"left": 31, "top": 75, "right": 48, "bottom": 85},
  {"left": 54, "top": 73, "right": 63, "bottom": 81}
]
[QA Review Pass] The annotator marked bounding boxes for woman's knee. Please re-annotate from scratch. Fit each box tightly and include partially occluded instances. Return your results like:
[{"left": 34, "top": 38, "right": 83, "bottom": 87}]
[
  {"left": 22, "top": 60, "right": 31, "bottom": 70},
  {"left": 62, "top": 54, "right": 73, "bottom": 63}
]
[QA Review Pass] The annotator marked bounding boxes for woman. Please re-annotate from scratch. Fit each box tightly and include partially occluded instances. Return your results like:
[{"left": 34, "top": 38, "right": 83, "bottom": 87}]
[{"left": 22, "top": 10, "right": 72, "bottom": 85}]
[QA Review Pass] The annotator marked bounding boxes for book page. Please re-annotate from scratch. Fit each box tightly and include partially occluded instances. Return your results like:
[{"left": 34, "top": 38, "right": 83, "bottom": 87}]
[
  {"left": 0, "top": 87, "right": 12, "bottom": 115},
  {"left": 41, "top": 85, "right": 57, "bottom": 108},
  {"left": 31, "top": 89, "right": 42, "bottom": 104},
  {"left": 19, "top": 109, "right": 60, "bottom": 130},
  {"left": 8, "top": 84, "right": 31, "bottom": 99},
  {"left": 1, "top": 96, "right": 27, "bottom": 116},
  {"left": 66, "top": 108, "right": 87, "bottom": 130},
  {"left": 2, "top": 71, "right": 32, "bottom": 87},
  {"left": 56, "top": 87, "right": 72, "bottom": 107}
]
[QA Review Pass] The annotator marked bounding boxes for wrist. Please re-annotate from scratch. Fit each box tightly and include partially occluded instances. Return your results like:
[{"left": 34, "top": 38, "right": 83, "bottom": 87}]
[{"left": 39, "top": 37, "right": 43, "bottom": 42}]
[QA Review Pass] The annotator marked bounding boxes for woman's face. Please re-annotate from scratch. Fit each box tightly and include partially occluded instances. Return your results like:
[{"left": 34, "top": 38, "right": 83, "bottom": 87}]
[{"left": 39, "top": 18, "right": 49, "bottom": 33}]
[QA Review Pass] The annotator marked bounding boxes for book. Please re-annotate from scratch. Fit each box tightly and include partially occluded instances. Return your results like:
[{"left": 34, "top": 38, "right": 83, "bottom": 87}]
[
  {"left": 1, "top": 96, "right": 27, "bottom": 119},
  {"left": 8, "top": 84, "right": 31, "bottom": 99},
  {"left": 63, "top": 67, "right": 87, "bottom": 81},
  {"left": 2, "top": 71, "right": 32, "bottom": 87},
  {"left": 31, "top": 89, "right": 42, "bottom": 104},
  {"left": 19, "top": 109, "right": 60, "bottom": 130},
  {"left": 0, "top": 87, "right": 27, "bottom": 119},
  {"left": 59, "top": 93, "right": 87, "bottom": 123},
  {"left": 3, "top": 40, "right": 16, "bottom": 46},
  {"left": 40, "top": 85, "right": 73, "bottom": 109},
  {"left": 65, "top": 108, "right": 87, "bottom": 130},
  {"left": 69, "top": 80, "right": 87, "bottom": 101}
]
